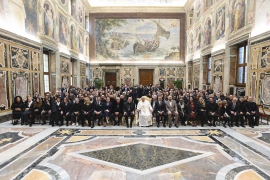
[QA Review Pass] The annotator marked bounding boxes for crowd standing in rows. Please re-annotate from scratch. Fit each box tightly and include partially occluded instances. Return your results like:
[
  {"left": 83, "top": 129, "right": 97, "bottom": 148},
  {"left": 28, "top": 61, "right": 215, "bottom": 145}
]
[{"left": 11, "top": 84, "right": 259, "bottom": 129}]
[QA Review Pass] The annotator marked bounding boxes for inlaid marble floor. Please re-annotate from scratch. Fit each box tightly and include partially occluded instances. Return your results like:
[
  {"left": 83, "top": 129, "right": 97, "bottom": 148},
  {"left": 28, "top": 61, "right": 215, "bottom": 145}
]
[{"left": 0, "top": 121, "right": 269, "bottom": 180}]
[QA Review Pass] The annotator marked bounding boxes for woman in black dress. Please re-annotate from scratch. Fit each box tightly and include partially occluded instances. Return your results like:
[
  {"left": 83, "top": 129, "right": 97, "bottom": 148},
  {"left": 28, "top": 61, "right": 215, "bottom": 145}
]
[
  {"left": 11, "top": 96, "right": 24, "bottom": 125},
  {"left": 197, "top": 97, "right": 207, "bottom": 127},
  {"left": 103, "top": 97, "right": 112, "bottom": 127}
]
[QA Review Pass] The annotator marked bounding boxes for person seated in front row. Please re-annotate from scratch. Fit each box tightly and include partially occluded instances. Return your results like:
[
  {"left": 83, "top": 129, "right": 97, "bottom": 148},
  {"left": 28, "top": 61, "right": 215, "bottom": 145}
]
[
  {"left": 245, "top": 96, "right": 259, "bottom": 128},
  {"left": 166, "top": 95, "right": 179, "bottom": 128},
  {"left": 41, "top": 95, "right": 52, "bottom": 125},
  {"left": 112, "top": 97, "right": 123, "bottom": 126},
  {"left": 62, "top": 97, "right": 72, "bottom": 126},
  {"left": 197, "top": 97, "right": 207, "bottom": 127},
  {"left": 31, "top": 97, "right": 43, "bottom": 124},
  {"left": 103, "top": 97, "right": 112, "bottom": 127},
  {"left": 177, "top": 97, "right": 188, "bottom": 126},
  {"left": 228, "top": 97, "right": 240, "bottom": 127},
  {"left": 82, "top": 97, "right": 93, "bottom": 127},
  {"left": 71, "top": 98, "right": 82, "bottom": 127},
  {"left": 237, "top": 97, "right": 246, "bottom": 128},
  {"left": 11, "top": 96, "right": 24, "bottom": 125},
  {"left": 220, "top": 100, "right": 231, "bottom": 128},
  {"left": 187, "top": 97, "right": 197, "bottom": 127},
  {"left": 21, "top": 96, "right": 34, "bottom": 126},
  {"left": 155, "top": 96, "right": 168, "bottom": 128},
  {"left": 207, "top": 97, "right": 218, "bottom": 127},
  {"left": 55, "top": 97, "right": 63, "bottom": 126},
  {"left": 93, "top": 96, "right": 104, "bottom": 127},
  {"left": 124, "top": 97, "right": 135, "bottom": 128}
]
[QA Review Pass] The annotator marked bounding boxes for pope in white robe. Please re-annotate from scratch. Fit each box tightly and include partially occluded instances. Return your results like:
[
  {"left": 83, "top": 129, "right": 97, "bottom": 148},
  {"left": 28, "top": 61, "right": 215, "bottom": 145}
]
[{"left": 136, "top": 96, "right": 153, "bottom": 126}]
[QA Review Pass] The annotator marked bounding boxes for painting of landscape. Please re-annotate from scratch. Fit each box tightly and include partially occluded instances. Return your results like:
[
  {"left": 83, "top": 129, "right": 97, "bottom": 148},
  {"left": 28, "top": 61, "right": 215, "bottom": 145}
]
[{"left": 95, "top": 19, "right": 180, "bottom": 61}]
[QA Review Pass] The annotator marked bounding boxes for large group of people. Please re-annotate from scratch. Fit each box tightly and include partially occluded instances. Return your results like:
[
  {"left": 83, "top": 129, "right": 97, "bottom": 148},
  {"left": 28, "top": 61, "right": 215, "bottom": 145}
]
[{"left": 11, "top": 84, "right": 259, "bottom": 129}]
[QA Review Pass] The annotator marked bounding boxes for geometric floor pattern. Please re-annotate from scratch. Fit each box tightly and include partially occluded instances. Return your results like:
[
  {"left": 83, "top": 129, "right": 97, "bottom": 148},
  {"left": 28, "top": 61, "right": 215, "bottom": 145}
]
[{"left": 0, "top": 122, "right": 269, "bottom": 180}]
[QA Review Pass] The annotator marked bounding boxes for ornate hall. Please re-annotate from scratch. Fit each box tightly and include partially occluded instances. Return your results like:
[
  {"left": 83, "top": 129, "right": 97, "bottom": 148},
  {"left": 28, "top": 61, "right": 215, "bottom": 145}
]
[{"left": 0, "top": 0, "right": 270, "bottom": 180}]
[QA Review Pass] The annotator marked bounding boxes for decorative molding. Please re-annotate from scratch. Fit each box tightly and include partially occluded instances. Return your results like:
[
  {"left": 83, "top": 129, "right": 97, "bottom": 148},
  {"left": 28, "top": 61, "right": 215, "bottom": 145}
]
[{"left": 211, "top": 49, "right": 225, "bottom": 57}]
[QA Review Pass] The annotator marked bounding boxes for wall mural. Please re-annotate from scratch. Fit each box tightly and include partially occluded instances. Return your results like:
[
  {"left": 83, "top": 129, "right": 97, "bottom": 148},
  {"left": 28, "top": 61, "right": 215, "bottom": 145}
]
[
  {"left": 95, "top": 19, "right": 180, "bottom": 61},
  {"left": 86, "top": 37, "right": 89, "bottom": 56},
  {"left": 78, "top": 4, "right": 83, "bottom": 25},
  {"left": 261, "top": 45, "right": 270, "bottom": 68},
  {"left": 188, "top": 33, "right": 193, "bottom": 53},
  {"left": 0, "top": 42, "right": 7, "bottom": 67},
  {"left": 195, "top": 26, "right": 201, "bottom": 50},
  {"left": 229, "top": 0, "right": 246, "bottom": 33},
  {"left": 194, "top": 0, "right": 204, "bottom": 22},
  {"left": 204, "top": 18, "right": 212, "bottom": 46},
  {"left": 79, "top": 31, "right": 84, "bottom": 54},
  {"left": 71, "top": 0, "right": 76, "bottom": 18},
  {"left": 159, "top": 68, "right": 166, "bottom": 76},
  {"left": 59, "top": 0, "right": 68, "bottom": 11},
  {"left": 70, "top": 25, "right": 77, "bottom": 51},
  {"left": 59, "top": 13, "right": 68, "bottom": 45},
  {"left": 167, "top": 68, "right": 175, "bottom": 77},
  {"left": 216, "top": 6, "right": 225, "bottom": 40},
  {"left": 43, "top": 2, "right": 54, "bottom": 39},
  {"left": 10, "top": 47, "right": 29, "bottom": 69},
  {"left": 251, "top": 47, "right": 259, "bottom": 70},
  {"left": 229, "top": 57, "right": 236, "bottom": 85},
  {"left": 23, "top": 0, "right": 38, "bottom": 37},
  {"left": 246, "top": 0, "right": 255, "bottom": 24},
  {"left": 254, "top": 0, "right": 270, "bottom": 34}
]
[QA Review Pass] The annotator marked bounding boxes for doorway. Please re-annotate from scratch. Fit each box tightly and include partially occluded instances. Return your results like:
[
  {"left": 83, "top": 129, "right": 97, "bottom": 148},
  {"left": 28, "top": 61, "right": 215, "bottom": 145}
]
[
  {"left": 139, "top": 69, "right": 153, "bottom": 86},
  {"left": 105, "top": 73, "right": 116, "bottom": 88}
]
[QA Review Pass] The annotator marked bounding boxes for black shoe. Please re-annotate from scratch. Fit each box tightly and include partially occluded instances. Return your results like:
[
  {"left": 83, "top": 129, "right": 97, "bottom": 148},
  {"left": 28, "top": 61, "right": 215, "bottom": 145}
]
[
  {"left": 201, "top": 125, "right": 204, "bottom": 127},
  {"left": 169, "top": 124, "right": 172, "bottom": 128},
  {"left": 91, "top": 126, "right": 94, "bottom": 128},
  {"left": 223, "top": 124, "right": 227, "bottom": 128},
  {"left": 157, "top": 125, "right": 160, "bottom": 128},
  {"left": 29, "top": 124, "right": 32, "bottom": 127},
  {"left": 241, "top": 125, "right": 245, "bottom": 128},
  {"left": 163, "top": 124, "right": 166, "bottom": 128},
  {"left": 175, "top": 125, "right": 178, "bottom": 128},
  {"left": 213, "top": 124, "right": 216, "bottom": 127}
]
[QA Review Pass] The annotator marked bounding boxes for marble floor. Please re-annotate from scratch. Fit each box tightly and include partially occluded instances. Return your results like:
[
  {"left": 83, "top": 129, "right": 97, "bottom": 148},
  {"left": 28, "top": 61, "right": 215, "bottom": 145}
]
[{"left": 0, "top": 121, "right": 270, "bottom": 180}]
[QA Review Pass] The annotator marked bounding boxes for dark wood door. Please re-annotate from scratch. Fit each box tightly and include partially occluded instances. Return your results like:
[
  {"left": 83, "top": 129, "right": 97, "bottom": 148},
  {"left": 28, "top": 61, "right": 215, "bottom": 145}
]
[
  {"left": 139, "top": 69, "right": 153, "bottom": 86},
  {"left": 105, "top": 73, "right": 116, "bottom": 88}
]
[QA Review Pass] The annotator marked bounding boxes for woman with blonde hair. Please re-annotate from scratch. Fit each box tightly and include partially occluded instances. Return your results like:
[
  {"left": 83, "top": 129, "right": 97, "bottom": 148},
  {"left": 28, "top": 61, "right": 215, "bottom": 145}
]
[
  {"left": 82, "top": 97, "right": 93, "bottom": 127},
  {"left": 197, "top": 97, "right": 207, "bottom": 127},
  {"left": 220, "top": 100, "right": 231, "bottom": 128}
]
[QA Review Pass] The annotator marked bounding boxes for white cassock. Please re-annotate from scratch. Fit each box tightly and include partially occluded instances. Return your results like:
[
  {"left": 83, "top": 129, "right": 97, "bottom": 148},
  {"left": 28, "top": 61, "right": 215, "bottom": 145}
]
[{"left": 137, "top": 100, "right": 153, "bottom": 126}]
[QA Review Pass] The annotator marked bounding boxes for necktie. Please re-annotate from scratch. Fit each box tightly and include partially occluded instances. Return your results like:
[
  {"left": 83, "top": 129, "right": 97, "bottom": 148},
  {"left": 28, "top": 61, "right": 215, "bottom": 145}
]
[{"left": 233, "top": 103, "right": 235, "bottom": 109}]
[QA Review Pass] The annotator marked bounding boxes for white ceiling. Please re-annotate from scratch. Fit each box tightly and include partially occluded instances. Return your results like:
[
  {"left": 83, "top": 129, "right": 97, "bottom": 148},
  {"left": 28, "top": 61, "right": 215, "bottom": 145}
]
[{"left": 88, "top": 0, "right": 188, "bottom": 7}]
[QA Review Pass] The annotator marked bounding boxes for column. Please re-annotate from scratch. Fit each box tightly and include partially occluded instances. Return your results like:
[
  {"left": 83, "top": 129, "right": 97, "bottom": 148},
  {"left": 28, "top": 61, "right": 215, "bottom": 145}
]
[
  {"left": 55, "top": 51, "right": 61, "bottom": 89},
  {"left": 199, "top": 56, "right": 203, "bottom": 90},
  {"left": 86, "top": 63, "right": 90, "bottom": 85},
  {"left": 223, "top": 46, "right": 231, "bottom": 93}
]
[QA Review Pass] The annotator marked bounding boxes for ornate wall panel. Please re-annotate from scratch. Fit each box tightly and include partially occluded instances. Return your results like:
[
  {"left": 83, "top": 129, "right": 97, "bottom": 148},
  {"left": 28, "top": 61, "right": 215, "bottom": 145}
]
[
  {"left": 50, "top": 75, "right": 56, "bottom": 94},
  {"left": 212, "top": 53, "right": 224, "bottom": 93},
  {"left": 50, "top": 53, "right": 56, "bottom": 74},
  {"left": 32, "top": 73, "right": 40, "bottom": 94},
  {"left": 261, "top": 45, "right": 270, "bottom": 68},
  {"left": 202, "top": 58, "right": 208, "bottom": 84},
  {"left": 250, "top": 72, "right": 257, "bottom": 102},
  {"left": 0, "top": 42, "right": 7, "bottom": 67},
  {"left": 0, "top": 71, "right": 9, "bottom": 107},
  {"left": 32, "top": 52, "right": 40, "bottom": 71},
  {"left": 260, "top": 73, "right": 270, "bottom": 105},
  {"left": 250, "top": 47, "right": 259, "bottom": 70},
  {"left": 11, "top": 72, "right": 30, "bottom": 100},
  {"left": 10, "top": 46, "right": 29, "bottom": 69}
]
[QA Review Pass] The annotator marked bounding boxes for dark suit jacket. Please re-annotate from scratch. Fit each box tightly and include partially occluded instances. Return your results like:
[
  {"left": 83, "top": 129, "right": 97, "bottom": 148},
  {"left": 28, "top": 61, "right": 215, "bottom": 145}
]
[
  {"left": 61, "top": 102, "right": 72, "bottom": 115},
  {"left": 245, "top": 102, "right": 258, "bottom": 114},
  {"left": 124, "top": 102, "right": 135, "bottom": 113},
  {"left": 207, "top": 102, "right": 218, "bottom": 115},
  {"left": 94, "top": 101, "right": 104, "bottom": 113},
  {"left": 155, "top": 100, "right": 167, "bottom": 114},
  {"left": 24, "top": 101, "right": 34, "bottom": 112}
]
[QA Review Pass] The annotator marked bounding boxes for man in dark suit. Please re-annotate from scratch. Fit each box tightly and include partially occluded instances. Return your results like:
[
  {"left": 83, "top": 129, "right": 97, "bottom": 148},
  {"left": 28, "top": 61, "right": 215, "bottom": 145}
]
[
  {"left": 155, "top": 96, "right": 168, "bottom": 127},
  {"left": 228, "top": 97, "right": 241, "bottom": 127},
  {"left": 21, "top": 96, "right": 34, "bottom": 126},
  {"left": 112, "top": 97, "right": 123, "bottom": 126},
  {"left": 124, "top": 97, "right": 135, "bottom": 128},
  {"left": 166, "top": 95, "right": 179, "bottom": 128},
  {"left": 93, "top": 96, "right": 104, "bottom": 127},
  {"left": 137, "top": 85, "right": 143, "bottom": 98},
  {"left": 246, "top": 96, "right": 259, "bottom": 128},
  {"left": 207, "top": 97, "right": 218, "bottom": 127},
  {"left": 237, "top": 97, "right": 246, "bottom": 127}
]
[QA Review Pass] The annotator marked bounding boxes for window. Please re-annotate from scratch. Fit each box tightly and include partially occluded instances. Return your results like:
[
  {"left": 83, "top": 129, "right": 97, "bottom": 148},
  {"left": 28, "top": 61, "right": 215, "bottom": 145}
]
[
  {"left": 207, "top": 56, "right": 212, "bottom": 84},
  {"left": 236, "top": 44, "right": 248, "bottom": 85},
  {"left": 43, "top": 53, "right": 50, "bottom": 92}
]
